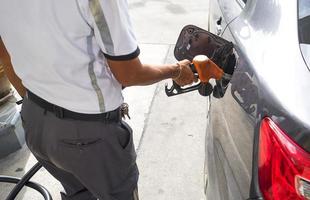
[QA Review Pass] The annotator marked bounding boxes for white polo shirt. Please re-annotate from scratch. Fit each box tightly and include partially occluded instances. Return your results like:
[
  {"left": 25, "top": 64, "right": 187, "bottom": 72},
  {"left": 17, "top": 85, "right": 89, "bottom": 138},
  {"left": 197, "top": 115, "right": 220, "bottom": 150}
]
[{"left": 0, "top": 0, "right": 139, "bottom": 113}]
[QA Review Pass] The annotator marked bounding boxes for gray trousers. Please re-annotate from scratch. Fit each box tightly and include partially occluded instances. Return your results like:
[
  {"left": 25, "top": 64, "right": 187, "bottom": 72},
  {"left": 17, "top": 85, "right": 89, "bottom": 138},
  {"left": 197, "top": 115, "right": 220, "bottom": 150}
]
[{"left": 21, "top": 96, "right": 139, "bottom": 200}]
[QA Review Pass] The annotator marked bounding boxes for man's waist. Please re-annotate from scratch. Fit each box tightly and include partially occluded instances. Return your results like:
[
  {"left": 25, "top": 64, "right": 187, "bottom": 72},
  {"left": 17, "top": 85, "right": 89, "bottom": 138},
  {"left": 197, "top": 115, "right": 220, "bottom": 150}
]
[
  {"left": 22, "top": 78, "right": 123, "bottom": 114},
  {"left": 26, "top": 90, "right": 122, "bottom": 122}
]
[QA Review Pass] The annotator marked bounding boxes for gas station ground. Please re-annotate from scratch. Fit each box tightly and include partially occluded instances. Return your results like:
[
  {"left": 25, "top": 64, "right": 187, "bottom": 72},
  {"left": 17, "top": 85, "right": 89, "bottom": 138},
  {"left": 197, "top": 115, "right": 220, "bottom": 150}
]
[{"left": 0, "top": 0, "right": 209, "bottom": 199}]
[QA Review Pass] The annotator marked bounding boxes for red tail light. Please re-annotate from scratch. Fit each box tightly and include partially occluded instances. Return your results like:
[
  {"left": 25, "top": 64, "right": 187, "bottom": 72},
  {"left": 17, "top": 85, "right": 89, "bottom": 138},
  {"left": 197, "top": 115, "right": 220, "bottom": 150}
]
[{"left": 259, "top": 117, "right": 310, "bottom": 200}]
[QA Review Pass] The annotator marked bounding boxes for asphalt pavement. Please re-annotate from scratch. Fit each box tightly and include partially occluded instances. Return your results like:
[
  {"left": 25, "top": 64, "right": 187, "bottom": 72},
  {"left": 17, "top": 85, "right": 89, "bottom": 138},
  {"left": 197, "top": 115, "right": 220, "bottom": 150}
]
[{"left": 0, "top": 0, "right": 209, "bottom": 199}]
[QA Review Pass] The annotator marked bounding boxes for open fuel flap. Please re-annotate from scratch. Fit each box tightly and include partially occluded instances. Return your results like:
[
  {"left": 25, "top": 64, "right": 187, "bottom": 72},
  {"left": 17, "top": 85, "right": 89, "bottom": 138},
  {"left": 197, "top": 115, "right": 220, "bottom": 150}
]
[{"left": 165, "top": 25, "right": 236, "bottom": 98}]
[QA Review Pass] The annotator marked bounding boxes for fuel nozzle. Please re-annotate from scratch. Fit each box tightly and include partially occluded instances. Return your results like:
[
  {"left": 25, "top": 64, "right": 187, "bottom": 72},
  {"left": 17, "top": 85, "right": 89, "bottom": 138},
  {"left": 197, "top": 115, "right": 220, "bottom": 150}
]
[
  {"left": 192, "top": 55, "right": 224, "bottom": 83},
  {"left": 165, "top": 54, "right": 230, "bottom": 97}
]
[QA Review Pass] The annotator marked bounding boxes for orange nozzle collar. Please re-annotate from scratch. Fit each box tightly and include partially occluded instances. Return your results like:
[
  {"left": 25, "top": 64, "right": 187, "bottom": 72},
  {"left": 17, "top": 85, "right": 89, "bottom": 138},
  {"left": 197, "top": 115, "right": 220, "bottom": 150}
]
[{"left": 192, "top": 55, "right": 224, "bottom": 83}]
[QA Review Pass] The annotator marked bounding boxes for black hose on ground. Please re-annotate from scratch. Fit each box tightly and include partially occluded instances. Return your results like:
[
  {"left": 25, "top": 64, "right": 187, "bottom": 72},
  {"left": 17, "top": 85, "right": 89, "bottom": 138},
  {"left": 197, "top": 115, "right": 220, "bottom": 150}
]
[{"left": 0, "top": 162, "right": 52, "bottom": 200}]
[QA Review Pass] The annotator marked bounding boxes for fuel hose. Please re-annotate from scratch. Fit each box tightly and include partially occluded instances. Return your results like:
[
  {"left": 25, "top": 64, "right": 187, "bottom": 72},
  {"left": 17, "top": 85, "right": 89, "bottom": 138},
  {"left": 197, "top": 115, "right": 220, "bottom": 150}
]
[{"left": 0, "top": 162, "right": 52, "bottom": 200}]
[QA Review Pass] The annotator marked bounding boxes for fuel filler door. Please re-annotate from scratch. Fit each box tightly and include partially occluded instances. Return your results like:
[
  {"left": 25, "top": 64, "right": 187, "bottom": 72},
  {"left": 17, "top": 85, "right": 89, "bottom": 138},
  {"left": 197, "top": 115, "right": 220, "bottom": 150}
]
[{"left": 165, "top": 25, "right": 236, "bottom": 98}]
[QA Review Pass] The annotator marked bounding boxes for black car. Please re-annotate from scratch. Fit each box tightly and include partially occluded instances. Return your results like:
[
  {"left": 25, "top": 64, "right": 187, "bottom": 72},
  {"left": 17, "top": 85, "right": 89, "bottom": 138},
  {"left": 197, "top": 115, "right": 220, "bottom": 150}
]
[{"left": 203, "top": 0, "right": 310, "bottom": 199}]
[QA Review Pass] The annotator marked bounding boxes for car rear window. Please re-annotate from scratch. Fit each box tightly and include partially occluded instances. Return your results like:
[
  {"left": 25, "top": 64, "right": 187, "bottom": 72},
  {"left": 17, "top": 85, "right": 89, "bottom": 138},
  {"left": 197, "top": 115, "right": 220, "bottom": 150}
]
[{"left": 298, "top": 0, "right": 310, "bottom": 69}]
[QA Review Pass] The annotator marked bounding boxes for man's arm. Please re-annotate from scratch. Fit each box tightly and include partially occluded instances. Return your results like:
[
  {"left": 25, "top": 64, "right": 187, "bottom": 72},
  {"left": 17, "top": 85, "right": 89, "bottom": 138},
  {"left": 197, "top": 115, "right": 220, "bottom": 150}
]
[
  {"left": 82, "top": 1, "right": 195, "bottom": 87},
  {"left": 0, "top": 38, "right": 26, "bottom": 97},
  {"left": 107, "top": 57, "right": 195, "bottom": 87}
]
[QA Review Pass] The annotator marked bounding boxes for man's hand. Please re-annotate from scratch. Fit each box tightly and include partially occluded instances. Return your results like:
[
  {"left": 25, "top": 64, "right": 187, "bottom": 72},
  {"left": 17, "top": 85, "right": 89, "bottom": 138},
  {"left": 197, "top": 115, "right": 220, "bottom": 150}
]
[{"left": 173, "top": 59, "right": 197, "bottom": 87}]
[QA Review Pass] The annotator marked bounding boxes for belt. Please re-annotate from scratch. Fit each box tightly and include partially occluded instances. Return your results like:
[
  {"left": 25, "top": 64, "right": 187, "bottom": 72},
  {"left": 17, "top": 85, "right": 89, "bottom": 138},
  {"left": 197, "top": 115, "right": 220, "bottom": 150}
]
[{"left": 26, "top": 90, "right": 121, "bottom": 122}]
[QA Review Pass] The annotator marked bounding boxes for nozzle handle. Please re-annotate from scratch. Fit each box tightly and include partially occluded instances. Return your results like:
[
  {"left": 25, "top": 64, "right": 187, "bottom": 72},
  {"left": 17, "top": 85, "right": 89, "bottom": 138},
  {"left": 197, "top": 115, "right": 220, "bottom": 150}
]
[{"left": 192, "top": 55, "right": 224, "bottom": 83}]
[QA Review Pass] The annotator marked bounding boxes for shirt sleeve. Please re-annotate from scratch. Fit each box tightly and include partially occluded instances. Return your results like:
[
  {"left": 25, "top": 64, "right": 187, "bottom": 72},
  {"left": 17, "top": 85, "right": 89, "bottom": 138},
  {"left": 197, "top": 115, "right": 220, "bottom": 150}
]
[{"left": 83, "top": 0, "right": 140, "bottom": 61}]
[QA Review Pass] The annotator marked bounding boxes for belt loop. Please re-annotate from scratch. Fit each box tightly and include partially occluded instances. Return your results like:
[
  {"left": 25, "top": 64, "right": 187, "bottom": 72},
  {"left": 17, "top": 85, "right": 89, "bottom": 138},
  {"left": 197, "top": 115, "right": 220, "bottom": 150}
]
[
  {"left": 105, "top": 112, "right": 110, "bottom": 119},
  {"left": 53, "top": 106, "right": 64, "bottom": 118},
  {"left": 118, "top": 107, "right": 122, "bottom": 121}
]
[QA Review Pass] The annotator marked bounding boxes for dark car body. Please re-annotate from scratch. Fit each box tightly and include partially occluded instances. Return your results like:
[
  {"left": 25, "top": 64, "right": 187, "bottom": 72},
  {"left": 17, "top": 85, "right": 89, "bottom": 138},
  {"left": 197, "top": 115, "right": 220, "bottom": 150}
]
[{"left": 206, "top": 0, "right": 310, "bottom": 199}]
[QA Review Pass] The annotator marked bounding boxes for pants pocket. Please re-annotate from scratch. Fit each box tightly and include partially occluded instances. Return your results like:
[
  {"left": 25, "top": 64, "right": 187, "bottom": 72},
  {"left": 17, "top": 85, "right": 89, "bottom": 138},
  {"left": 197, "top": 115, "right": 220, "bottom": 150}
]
[
  {"left": 59, "top": 138, "right": 104, "bottom": 149},
  {"left": 119, "top": 121, "right": 137, "bottom": 171},
  {"left": 117, "top": 121, "right": 133, "bottom": 151}
]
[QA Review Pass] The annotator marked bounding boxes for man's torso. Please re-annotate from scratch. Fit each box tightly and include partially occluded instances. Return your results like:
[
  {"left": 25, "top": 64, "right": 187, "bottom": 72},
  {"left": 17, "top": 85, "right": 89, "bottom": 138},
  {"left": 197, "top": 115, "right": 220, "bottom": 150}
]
[{"left": 0, "top": 0, "right": 126, "bottom": 113}]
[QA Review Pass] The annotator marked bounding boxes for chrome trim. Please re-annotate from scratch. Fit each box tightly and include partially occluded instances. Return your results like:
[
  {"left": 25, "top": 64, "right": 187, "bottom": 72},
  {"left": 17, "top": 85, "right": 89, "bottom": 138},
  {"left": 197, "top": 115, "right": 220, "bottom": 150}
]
[{"left": 235, "top": 0, "right": 246, "bottom": 8}]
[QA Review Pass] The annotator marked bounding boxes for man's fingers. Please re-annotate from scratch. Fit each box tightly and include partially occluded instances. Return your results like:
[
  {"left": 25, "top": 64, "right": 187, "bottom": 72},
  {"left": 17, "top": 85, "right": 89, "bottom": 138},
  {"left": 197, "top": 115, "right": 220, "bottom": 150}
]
[
  {"left": 179, "top": 59, "right": 191, "bottom": 66},
  {"left": 173, "top": 59, "right": 198, "bottom": 87}
]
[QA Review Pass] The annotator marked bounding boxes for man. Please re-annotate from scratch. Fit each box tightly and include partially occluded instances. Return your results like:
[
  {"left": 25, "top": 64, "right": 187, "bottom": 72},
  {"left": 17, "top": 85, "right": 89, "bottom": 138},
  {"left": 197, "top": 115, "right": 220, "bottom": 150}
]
[{"left": 0, "top": 1, "right": 195, "bottom": 199}]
